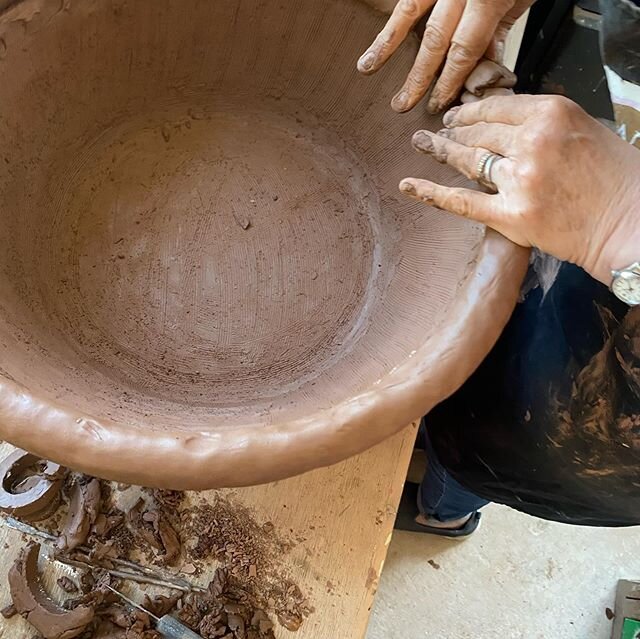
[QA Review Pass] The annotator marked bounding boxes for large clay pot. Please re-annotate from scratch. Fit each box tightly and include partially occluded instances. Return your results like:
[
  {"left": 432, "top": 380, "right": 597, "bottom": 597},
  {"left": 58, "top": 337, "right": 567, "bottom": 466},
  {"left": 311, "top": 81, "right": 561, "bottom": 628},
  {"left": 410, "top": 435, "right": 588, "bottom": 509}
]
[{"left": 0, "top": 0, "right": 529, "bottom": 488}]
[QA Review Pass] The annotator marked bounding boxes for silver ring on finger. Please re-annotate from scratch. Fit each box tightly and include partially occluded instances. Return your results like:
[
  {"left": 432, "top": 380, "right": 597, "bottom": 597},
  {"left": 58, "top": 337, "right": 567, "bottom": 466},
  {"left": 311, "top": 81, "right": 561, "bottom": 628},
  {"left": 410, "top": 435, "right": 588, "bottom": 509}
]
[{"left": 476, "top": 151, "right": 503, "bottom": 192}]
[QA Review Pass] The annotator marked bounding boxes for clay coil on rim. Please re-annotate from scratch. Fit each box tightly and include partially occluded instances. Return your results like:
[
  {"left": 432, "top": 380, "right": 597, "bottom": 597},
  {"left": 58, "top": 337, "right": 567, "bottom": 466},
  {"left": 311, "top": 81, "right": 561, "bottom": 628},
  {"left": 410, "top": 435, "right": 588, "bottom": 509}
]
[{"left": 0, "top": 0, "right": 529, "bottom": 488}]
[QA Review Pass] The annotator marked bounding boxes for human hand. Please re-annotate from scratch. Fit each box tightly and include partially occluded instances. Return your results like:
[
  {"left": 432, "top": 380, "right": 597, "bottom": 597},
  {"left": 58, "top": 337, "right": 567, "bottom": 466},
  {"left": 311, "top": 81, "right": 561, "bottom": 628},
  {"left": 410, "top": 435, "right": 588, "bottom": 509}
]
[
  {"left": 357, "top": 0, "right": 533, "bottom": 113},
  {"left": 399, "top": 94, "right": 640, "bottom": 284}
]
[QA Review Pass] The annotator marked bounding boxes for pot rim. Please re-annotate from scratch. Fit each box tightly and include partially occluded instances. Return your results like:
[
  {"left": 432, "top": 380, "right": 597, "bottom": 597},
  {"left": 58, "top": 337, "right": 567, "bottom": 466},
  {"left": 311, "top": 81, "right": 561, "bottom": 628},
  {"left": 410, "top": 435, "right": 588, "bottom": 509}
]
[
  {"left": 0, "top": 0, "right": 530, "bottom": 488},
  {"left": 0, "top": 230, "right": 529, "bottom": 489}
]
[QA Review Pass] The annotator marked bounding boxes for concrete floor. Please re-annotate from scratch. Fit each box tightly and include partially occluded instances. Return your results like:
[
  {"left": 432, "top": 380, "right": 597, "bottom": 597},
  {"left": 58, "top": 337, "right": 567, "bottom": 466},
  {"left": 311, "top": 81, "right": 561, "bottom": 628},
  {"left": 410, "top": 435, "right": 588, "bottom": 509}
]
[{"left": 367, "top": 503, "right": 640, "bottom": 639}]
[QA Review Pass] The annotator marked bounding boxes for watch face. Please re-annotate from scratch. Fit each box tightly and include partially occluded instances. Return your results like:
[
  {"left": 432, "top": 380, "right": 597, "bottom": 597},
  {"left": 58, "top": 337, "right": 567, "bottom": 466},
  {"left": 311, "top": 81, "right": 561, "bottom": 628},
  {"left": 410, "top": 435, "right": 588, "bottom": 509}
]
[{"left": 612, "top": 271, "right": 640, "bottom": 306}]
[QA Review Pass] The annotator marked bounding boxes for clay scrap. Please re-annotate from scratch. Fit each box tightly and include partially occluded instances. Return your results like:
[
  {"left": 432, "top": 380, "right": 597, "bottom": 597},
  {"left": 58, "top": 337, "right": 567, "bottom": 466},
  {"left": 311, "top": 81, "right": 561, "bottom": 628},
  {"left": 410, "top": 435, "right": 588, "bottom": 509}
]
[
  {"left": 8, "top": 543, "right": 94, "bottom": 639},
  {"left": 0, "top": 461, "right": 309, "bottom": 638},
  {"left": 127, "top": 498, "right": 182, "bottom": 564},
  {"left": 58, "top": 478, "right": 102, "bottom": 551},
  {"left": 461, "top": 60, "right": 517, "bottom": 104},
  {"left": 1, "top": 603, "right": 17, "bottom": 619},
  {"left": 466, "top": 59, "right": 516, "bottom": 94},
  {"left": 170, "top": 568, "right": 277, "bottom": 639},
  {"left": 0, "top": 449, "right": 65, "bottom": 521}
]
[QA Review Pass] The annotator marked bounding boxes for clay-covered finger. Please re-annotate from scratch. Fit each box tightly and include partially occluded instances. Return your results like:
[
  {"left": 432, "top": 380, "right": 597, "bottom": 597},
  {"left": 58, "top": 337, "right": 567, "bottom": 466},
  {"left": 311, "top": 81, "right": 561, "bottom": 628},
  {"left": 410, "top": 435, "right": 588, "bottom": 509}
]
[
  {"left": 426, "top": 5, "right": 504, "bottom": 112},
  {"left": 439, "top": 122, "right": 515, "bottom": 156},
  {"left": 485, "top": 0, "right": 536, "bottom": 62},
  {"left": 391, "top": 0, "right": 464, "bottom": 112},
  {"left": 443, "top": 94, "right": 542, "bottom": 127},
  {"left": 411, "top": 130, "right": 500, "bottom": 183},
  {"left": 357, "top": 0, "right": 436, "bottom": 75},
  {"left": 464, "top": 59, "right": 516, "bottom": 96},
  {"left": 460, "top": 87, "right": 513, "bottom": 104},
  {"left": 399, "top": 177, "right": 499, "bottom": 225}
]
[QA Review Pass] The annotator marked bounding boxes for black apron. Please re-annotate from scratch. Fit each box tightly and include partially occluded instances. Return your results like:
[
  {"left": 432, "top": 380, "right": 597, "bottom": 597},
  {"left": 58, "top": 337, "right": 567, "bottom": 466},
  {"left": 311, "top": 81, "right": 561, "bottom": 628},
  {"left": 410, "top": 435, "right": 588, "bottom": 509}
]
[{"left": 428, "top": 0, "right": 640, "bottom": 527}]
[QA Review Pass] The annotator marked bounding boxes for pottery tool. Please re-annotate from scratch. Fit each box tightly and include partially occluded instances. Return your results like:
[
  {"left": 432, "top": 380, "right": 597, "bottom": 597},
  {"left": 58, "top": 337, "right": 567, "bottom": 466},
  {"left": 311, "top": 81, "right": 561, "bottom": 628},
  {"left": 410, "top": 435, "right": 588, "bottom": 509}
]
[
  {"left": 106, "top": 584, "right": 203, "bottom": 639},
  {"left": 41, "top": 555, "right": 203, "bottom": 639},
  {"left": 2, "top": 516, "right": 205, "bottom": 592}
]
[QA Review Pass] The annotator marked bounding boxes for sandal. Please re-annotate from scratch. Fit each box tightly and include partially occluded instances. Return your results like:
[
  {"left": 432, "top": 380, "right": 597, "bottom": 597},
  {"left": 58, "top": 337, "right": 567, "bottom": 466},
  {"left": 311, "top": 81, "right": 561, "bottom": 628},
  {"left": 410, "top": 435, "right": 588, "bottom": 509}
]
[{"left": 394, "top": 481, "right": 481, "bottom": 538}]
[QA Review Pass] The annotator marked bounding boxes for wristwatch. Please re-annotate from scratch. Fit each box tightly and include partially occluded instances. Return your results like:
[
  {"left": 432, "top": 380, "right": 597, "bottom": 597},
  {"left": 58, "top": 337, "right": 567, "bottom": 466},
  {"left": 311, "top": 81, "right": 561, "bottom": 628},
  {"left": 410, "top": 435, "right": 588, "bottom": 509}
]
[{"left": 611, "top": 262, "right": 640, "bottom": 306}]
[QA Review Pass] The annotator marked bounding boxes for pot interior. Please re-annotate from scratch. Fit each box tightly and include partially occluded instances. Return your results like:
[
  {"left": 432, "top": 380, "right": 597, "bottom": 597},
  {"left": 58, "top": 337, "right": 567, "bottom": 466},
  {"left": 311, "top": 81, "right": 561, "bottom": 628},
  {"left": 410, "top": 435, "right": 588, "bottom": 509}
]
[{"left": 0, "top": 0, "right": 483, "bottom": 430}]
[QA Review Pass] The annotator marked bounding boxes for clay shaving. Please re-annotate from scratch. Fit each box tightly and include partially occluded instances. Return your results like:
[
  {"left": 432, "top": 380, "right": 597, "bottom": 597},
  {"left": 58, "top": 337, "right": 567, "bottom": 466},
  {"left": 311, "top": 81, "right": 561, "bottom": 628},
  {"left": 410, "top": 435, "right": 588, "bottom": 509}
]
[
  {"left": 9, "top": 543, "right": 95, "bottom": 639},
  {"left": 1, "top": 603, "right": 17, "bottom": 619},
  {"left": 58, "top": 478, "right": 102, "bottom": 551},
  {"left": 1, "top": 462, "right": 311, "bottom": 638},
  {"left": 0, "top": 450, "right": 65, "bottom": 522},
  {"left": 182, "top": 497, "right": 312, "bottom": 631}
]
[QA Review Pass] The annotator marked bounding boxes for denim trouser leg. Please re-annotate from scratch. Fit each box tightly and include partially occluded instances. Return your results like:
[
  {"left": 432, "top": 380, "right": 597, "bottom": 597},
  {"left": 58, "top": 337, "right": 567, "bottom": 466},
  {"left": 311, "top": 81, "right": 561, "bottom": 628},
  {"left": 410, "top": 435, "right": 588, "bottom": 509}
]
[{"left": 419, "top": 430, "right": 490, "bottom": 522}]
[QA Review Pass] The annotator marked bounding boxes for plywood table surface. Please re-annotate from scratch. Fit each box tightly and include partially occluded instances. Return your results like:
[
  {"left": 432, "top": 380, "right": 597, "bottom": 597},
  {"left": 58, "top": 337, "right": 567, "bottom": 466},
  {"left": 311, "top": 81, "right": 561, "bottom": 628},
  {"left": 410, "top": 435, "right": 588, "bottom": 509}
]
[{"left": 0, "top": 424, "right": 417, "bottom": 639}]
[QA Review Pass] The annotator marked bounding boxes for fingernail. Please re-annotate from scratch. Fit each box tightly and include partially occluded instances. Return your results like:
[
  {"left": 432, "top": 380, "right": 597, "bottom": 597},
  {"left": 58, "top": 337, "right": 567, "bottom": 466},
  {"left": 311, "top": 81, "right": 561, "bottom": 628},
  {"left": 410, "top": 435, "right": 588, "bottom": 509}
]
[
  {"left": 426, "top": 99, "right": 441, "bottom": 115},
  {"left": 392, "top": 90, "right": 410, "bottom": 112},
  {"left": 399, "top": 180, "right": 416, "bottom": 195},
  {"left": 443, "top": 107, "right": 460, "bottom": 127},
  {"left": 426, "top": 89, "right": 442, "bottom": 114},
  {"left": 358, "top": 51, "right": 377, "bottom": 72},
  {"left": 412, "top": 130, "right": 434, "bottom": 153}
]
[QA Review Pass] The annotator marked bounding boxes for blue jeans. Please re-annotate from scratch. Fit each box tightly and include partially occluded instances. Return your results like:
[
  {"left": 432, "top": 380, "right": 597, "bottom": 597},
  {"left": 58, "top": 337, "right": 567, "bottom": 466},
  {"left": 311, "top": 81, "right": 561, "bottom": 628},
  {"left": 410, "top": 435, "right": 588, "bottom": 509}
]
[{"left": 420, "top": 430, "right": 489, "bottom": 522}]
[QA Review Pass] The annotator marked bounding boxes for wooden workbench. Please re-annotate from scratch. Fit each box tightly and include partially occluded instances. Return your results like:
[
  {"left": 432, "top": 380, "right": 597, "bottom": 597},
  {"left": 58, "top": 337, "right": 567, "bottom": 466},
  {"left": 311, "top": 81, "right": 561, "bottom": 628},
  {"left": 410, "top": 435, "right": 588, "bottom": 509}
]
[
  {"left": 0, "top": 425, "right": 417, "bottom": 639},
  {"left": 0, "top": 12, "right": 527, "bottom": 639}
]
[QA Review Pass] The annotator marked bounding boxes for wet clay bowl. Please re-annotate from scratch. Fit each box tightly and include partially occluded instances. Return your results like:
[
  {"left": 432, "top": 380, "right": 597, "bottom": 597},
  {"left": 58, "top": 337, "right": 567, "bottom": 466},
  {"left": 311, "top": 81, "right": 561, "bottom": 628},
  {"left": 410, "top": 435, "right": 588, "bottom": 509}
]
[{"left": 0, "top": 0, "right": 529, "bottom": 489}]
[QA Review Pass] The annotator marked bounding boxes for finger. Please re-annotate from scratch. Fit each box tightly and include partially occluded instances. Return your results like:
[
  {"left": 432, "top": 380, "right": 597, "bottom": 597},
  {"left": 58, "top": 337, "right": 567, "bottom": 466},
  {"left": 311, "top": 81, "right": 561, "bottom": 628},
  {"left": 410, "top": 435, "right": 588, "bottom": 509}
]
[
  {"left": 442, "top": 94, "right": 544, "bottom": 127},
  {"left": 438, "top": 122, "right": 516, "bottom": 156},
  {"left": 399, "top": 177, "right": 501, "bottom": 226},
  {"left": 464, "top": 59, "right": 516, "bottom": 96},
  {"left": 486, "top": 0, "right": 535, "bottom": 61},
  {"left": 460, "top": 87, "right": 513, "bottom": 103},
  {"left": 357, "top": 0, "right": 436, "bottom": 75},
  {"left": 391, "top": 0, "right": 464, "bottom": 112},
  {"left": 426, "top": 4, "right": 508, "bottom": 113},
  {"left": 411, "top": 130, "right": 510, "bottom": 187}
]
